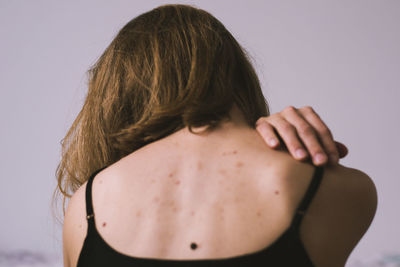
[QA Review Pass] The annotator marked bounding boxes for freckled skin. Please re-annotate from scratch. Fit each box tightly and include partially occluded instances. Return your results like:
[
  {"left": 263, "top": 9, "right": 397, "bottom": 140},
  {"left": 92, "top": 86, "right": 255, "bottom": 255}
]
[
  {"left": 197, "top": 161, "right": 203, "bottom": 170},
  {"left": 213, "top": 204, "right": 225, "bottom": 221},
  {"left": 236, "top": 161, "right": 244, "bottom": 168},
  {"left": 275, "top": 190, "right": 280, "bottom": 195},
  {"left": 222, "top": 149, "right": 238, "bottom": 156},
  {"left": 170, "top": 201, "right": 179, "bottom": 212},
  {"left": 256, "top": 211, "right": 262, "bottom": 217}
]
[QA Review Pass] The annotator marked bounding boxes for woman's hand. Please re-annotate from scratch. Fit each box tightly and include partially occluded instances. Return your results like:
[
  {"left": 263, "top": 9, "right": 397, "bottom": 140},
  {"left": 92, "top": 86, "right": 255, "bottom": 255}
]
[{"left": 255, "top": 106, "right": 348, "bottom": 166}]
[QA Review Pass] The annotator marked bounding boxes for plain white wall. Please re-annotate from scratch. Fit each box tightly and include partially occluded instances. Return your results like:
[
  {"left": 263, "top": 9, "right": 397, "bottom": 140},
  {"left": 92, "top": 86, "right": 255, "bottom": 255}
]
[{"left": 1, "top": 0, "right": 399, "bottom": 266}]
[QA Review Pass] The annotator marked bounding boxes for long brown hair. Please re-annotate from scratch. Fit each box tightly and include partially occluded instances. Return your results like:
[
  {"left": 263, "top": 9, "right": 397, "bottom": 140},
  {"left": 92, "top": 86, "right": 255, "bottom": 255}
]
[{"left": 52, "top": 4, "right": 269, "bottom": 224}]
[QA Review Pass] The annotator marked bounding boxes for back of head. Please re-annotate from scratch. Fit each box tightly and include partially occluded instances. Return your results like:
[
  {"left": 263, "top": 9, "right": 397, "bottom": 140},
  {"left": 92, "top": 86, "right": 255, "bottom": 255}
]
[{"left": 54, "top": 4, "right": 270, "bottom": 221}]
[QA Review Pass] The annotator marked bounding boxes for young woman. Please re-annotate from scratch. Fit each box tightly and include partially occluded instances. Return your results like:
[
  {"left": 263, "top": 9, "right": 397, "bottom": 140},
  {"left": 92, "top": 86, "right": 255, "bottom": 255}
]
[{"left": 57, "top": 4, "right": 377, "bottom": 267}]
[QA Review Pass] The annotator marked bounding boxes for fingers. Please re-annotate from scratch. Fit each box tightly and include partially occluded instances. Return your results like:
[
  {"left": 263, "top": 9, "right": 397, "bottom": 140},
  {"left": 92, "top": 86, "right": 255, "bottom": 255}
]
[
  {"left": 257, "top": 114, "right": 310, "bottom": 161},
  {"left": 255, "top": 106, "right": 344, "bottom": 166},
  {"left": 335, "top": 141, "right": 349, "bottom": 158},
  {"left": 255, "top": 120, "right": 281, "bottom": 148},
  {"left": 293, "top": 106, "right": 340, "bottom": 165}
]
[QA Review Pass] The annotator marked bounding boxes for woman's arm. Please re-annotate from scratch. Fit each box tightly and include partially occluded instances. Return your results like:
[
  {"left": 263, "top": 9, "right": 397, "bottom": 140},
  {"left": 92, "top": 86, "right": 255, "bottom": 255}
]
[{"left": 255, "top": 105, "right": 348, "bottom": 166}]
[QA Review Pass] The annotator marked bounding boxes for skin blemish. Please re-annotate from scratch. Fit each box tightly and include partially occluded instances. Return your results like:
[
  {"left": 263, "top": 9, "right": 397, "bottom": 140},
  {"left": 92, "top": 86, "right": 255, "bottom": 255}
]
[
  {"left": 236, "top": 161, "right": 244, "bottom": 168},
  {"left": 151, "top": 179, "right": 156, "bottom": 183},
  {"left": 136, "top": 210, "right": 142, "bottom": 217},
  {"left": 174, "top": 180, "right": 181, "bottom": 185},
  {"left": 168, "top": 172, "right": 174, "bottom": 178},
  {"left": 190, "top": 242, "right": 198, "bottom": 250},
  {"left": 222, "top": 150, "right": 238, "bottom": 156},
  {"left": 197, "top": 161, "right": 203, "bottom": 170},
  {"left": 218, "top": 169, "right": 227, "bottom": 176},
  {"left": 153, "top": 196, "right": 160, "bottom": 203},
  {"left": 274, "top": 190, "right": 280, "bottom": 195},
  {"left": 256, "top": 211, "right": 262, "bottom": 217},
  {"left": 234, "top": 197, "right": 242, "bottom": 202},
  {"left": 102, "top": 222, "right": 107, "bottom": 227},
  {"left": 190, "top": 211, "right": 195, "bottom": 216}
]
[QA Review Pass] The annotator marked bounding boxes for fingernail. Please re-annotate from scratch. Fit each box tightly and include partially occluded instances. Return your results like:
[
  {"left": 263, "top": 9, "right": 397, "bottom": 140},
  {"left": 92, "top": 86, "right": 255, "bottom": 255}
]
[
  {"left": 296, "top": 149, "right": 306, "bottom": 158},
  {"left": 315, "top": 153, "right": 327, "bottom": 164},
  {"left": 269, "top": 138, "right": 278, "bottom": 146}
]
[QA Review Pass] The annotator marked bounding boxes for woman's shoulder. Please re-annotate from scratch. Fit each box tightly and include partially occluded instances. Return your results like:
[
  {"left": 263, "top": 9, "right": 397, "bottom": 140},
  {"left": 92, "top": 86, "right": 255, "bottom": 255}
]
[
  {"left": 281, "top": 159, "right": 378, "bottom": 266},
  {"left": 282, "top": 157, "right": 377, "bottom": 223},
  {"left": 236, "top": 145, "right": 378, "bottom": 267}
]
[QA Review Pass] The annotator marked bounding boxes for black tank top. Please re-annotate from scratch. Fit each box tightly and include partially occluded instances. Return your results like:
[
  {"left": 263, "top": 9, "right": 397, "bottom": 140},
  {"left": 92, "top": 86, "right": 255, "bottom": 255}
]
[{"left": 77, "top": 165, "right": 324, "bottom": 267}]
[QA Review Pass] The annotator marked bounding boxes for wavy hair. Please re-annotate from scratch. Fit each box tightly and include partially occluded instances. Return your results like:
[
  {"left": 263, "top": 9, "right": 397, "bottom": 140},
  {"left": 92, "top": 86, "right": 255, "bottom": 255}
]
[{"left": 52, "top": 4, "right": 269, "bottom": 224}]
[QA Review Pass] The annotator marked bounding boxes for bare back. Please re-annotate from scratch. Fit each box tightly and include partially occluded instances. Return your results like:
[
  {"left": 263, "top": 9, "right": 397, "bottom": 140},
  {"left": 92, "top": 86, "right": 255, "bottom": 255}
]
[{"left": 68, "top": 124, "right": 375, "bottom": 267}]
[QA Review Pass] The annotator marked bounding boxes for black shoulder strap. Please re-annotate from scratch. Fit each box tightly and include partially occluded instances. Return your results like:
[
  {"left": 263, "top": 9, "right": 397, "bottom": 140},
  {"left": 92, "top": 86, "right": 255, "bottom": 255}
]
[
  {"left": 85, "top": 166, "right": 108, "bottom": 231},
  {"left": 291, "top": 165, "right": 324, "bottom": 230}
]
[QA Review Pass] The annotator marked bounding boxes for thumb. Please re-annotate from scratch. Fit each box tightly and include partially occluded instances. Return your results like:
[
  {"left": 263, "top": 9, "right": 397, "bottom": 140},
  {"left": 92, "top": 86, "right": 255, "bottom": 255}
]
[{"left": 335, "top": 141, "right": 348, "bottom": 158}]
